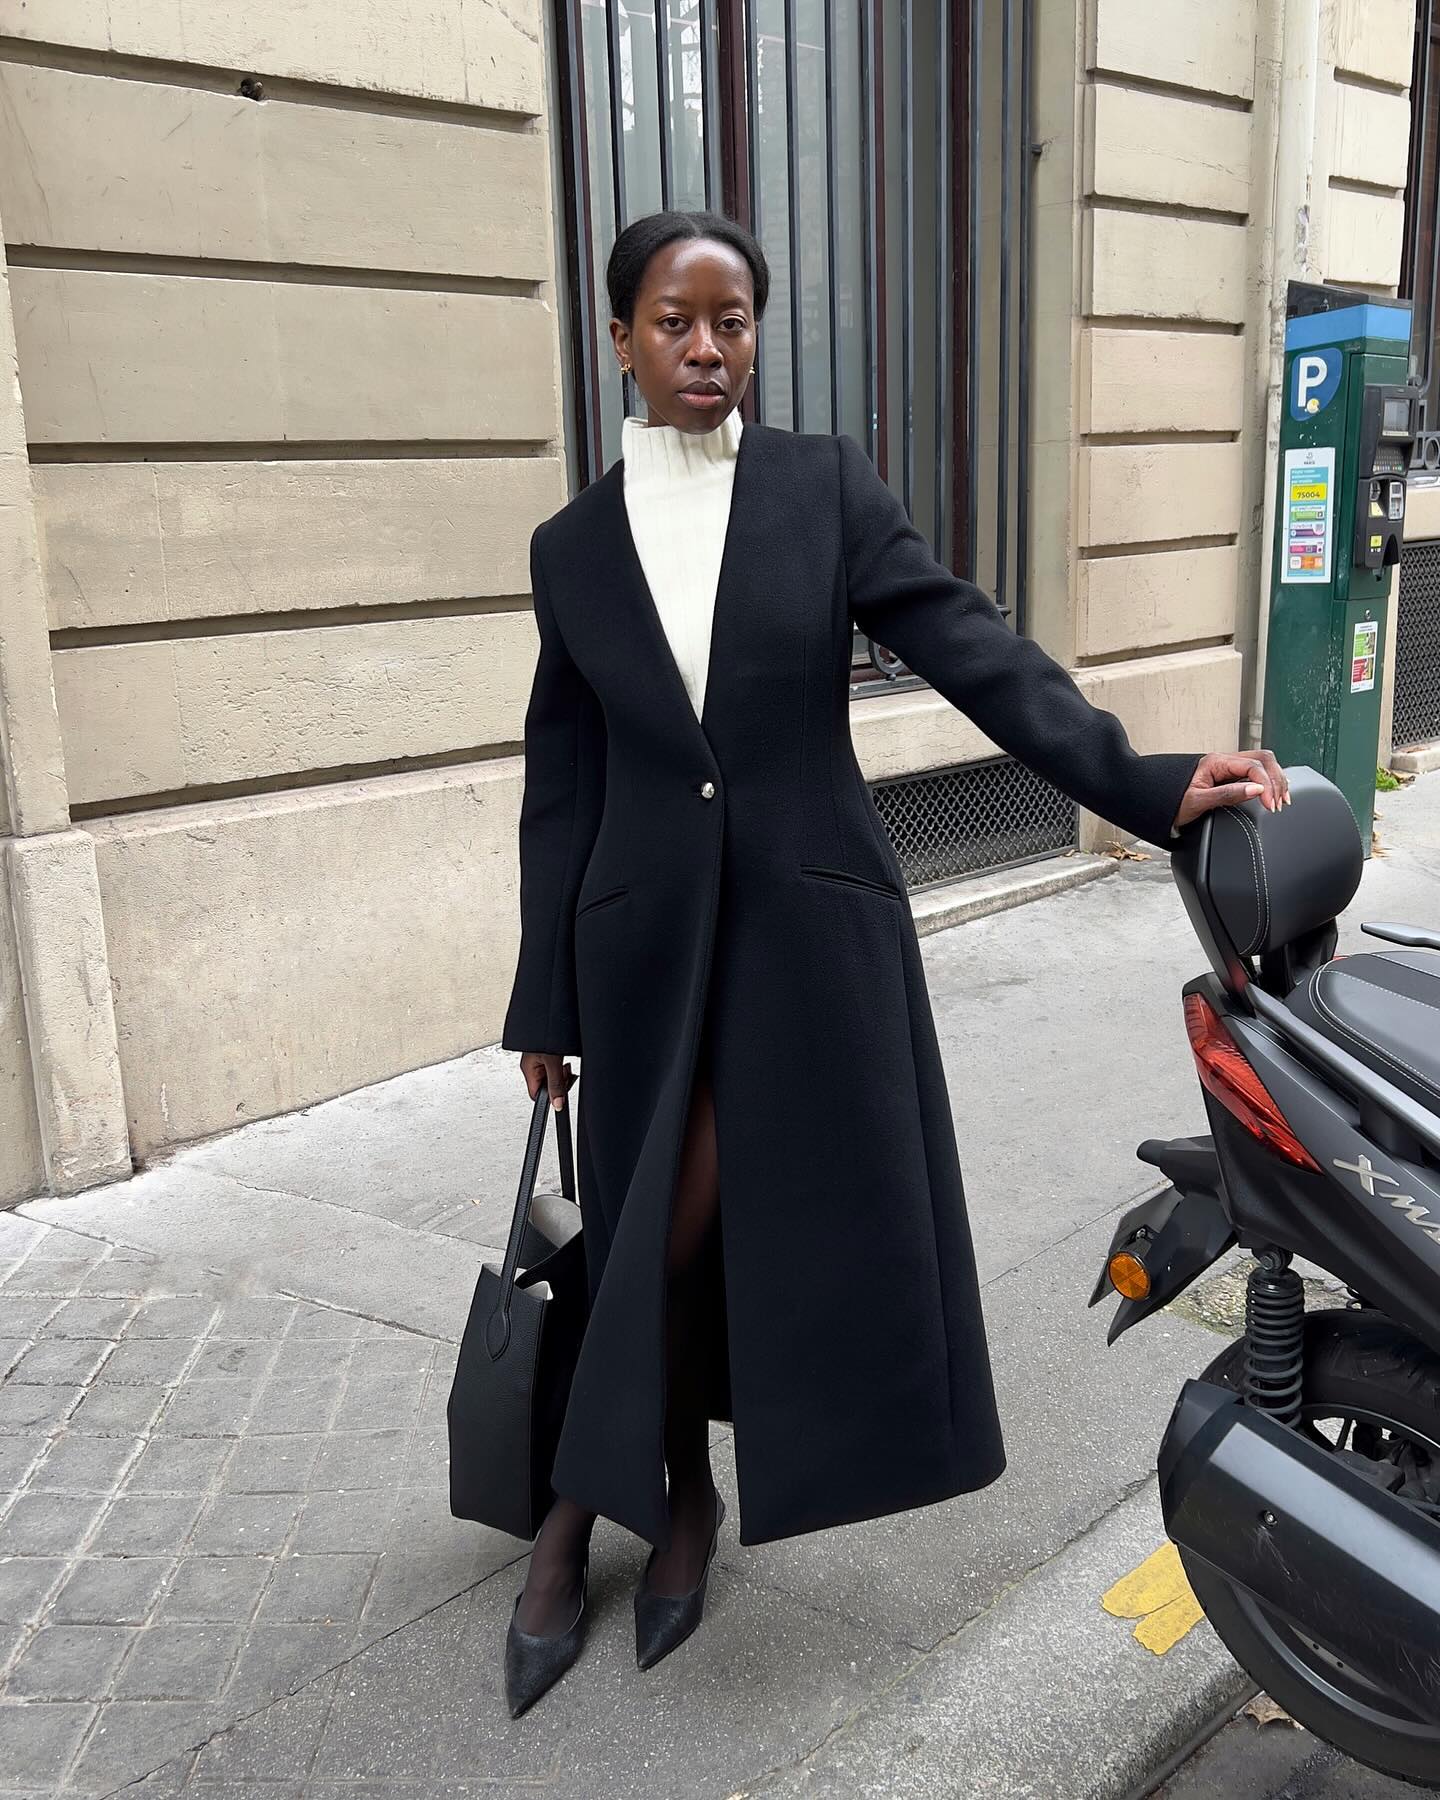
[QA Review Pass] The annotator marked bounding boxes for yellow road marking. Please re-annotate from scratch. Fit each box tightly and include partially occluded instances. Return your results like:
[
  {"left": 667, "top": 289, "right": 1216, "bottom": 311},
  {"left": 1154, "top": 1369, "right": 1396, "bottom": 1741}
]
[{"left": 1101, "top": 1541, "right": 1205, "bottom": 1655}]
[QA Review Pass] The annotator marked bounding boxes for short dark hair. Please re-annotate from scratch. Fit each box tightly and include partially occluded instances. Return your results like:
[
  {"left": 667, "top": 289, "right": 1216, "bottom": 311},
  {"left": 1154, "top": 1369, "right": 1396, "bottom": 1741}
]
[{"left": 607, "top": 209, "right": 769, "bottom": 326}]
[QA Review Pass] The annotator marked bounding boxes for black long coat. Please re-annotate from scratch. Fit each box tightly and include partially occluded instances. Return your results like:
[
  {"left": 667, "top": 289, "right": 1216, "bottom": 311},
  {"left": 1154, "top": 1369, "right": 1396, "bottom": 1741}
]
[{"left": 500, "top": 422, "right": 1200, "bottom": 1549}]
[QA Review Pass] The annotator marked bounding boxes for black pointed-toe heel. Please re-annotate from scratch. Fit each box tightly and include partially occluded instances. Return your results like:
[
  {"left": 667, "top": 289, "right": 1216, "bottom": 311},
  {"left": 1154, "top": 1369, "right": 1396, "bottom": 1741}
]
[
  {"left": 504, "top": 1552, "right": 590, "bottom": 1718},
  {"left": 634, "top": 1490, "right": 726, "bottom": 1671}
]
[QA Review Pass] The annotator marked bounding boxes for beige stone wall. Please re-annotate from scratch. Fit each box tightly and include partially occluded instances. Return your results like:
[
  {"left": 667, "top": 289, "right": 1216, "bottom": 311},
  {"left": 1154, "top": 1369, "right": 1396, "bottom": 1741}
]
[{"left": 0, "top": 0, "right": 567, "bottom": 1170}]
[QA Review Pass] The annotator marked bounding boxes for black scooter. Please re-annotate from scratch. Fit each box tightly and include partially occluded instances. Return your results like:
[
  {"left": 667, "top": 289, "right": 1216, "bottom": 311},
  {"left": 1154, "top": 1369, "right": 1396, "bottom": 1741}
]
[{"left": 1092, "top": 765, "right": 1440, "bottom": 1788}]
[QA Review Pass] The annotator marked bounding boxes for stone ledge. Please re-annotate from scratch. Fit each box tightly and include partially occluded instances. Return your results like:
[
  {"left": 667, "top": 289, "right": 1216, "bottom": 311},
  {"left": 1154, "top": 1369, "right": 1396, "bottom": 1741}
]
[{"left": 909, "top": 851, "right": 1118, "bottom": 936}]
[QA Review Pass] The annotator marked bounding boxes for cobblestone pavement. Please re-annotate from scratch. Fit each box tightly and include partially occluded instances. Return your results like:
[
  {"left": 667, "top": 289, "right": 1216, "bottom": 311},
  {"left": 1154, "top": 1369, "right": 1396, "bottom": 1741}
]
[{"left": 0, "top": 1209, "right": 521, "bottom": 1796}]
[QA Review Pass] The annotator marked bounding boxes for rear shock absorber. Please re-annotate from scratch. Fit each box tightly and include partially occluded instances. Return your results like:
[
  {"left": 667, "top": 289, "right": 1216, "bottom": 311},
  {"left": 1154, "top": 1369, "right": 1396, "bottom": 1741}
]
[{"left": 1244, "top": 1250, "right": 1305, "bottom": 1428}]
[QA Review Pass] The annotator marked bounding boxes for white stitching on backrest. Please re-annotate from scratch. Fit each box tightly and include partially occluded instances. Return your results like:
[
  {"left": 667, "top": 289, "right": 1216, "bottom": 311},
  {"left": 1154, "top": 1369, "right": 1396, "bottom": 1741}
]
[
  {"left": 1217, "top": 808, "right": 1264, "bottom": 957},
  {"left": 1309, "top": 963, "right": 1440, "bottom": 1101},
  {"left": 1243, "top": 810, "right": 1271, "bottom": 949}
]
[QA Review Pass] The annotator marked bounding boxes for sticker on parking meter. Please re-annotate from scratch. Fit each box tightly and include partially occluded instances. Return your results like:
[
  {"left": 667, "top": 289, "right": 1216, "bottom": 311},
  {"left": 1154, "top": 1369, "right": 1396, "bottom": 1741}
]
[
  {"left": 1281, "top": 447, "right": 1335, "bottom": 584},
  {"left": 1351, "top": 619, "right": 1378, "bottom": 693}
]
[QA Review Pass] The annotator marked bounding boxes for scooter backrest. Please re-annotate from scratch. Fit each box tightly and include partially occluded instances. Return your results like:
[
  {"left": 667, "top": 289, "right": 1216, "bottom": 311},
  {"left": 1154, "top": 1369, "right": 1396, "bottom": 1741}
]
[{"left": 1169, "top": 765, "right": 1362, "bottom": 993}]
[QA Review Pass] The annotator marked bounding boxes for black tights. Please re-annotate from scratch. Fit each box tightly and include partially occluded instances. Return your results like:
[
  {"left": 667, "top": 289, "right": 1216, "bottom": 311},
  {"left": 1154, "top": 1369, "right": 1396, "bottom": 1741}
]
[{"left": 514, "top": 1042, "right": 722, "bottom": 1634}]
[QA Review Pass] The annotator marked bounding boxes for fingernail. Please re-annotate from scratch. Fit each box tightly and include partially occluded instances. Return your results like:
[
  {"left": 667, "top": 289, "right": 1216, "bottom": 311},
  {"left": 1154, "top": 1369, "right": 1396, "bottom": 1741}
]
[{"left": 1246, "top": 783, "right": 1264, "bottom": 796}]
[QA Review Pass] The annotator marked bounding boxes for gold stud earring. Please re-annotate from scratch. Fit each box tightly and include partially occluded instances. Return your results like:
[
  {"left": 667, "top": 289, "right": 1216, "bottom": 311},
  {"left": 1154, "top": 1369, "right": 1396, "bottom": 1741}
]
[{"left": 620, "top": 361, "right": 632, "bottom": 375}]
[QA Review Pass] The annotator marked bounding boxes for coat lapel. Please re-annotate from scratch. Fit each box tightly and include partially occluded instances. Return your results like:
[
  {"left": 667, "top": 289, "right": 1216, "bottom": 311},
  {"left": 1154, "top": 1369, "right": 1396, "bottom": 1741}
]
[{"left": 593, "top": 417, "right": 774, "bottom": 761}]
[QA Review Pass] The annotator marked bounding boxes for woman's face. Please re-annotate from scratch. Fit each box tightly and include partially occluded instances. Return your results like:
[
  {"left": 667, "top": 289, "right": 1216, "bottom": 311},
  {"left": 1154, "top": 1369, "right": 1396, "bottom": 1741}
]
[{"left": 611, "top": 237, "right": 757, "bottom": 433}]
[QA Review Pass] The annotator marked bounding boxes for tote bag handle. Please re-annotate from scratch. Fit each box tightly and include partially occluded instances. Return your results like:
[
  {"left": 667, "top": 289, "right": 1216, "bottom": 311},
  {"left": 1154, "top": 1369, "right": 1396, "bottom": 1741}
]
[{"left": 485, "top": 1072, "right": 576, "bottom": 1360}]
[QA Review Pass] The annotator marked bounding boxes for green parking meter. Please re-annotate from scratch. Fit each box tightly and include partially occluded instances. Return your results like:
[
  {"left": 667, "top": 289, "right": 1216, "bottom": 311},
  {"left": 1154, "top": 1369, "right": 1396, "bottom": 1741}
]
[{"left": 1261, "top": 281, "right": 1418, "bottom": 854}]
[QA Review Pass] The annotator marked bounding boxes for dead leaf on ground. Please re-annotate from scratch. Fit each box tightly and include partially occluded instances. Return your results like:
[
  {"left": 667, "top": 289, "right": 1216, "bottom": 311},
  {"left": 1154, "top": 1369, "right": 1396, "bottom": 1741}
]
[
  {"left": 1104, "top": 843, "right": 1151, "bottom": 862},
  {"left": 1243, "top": 1694, "right": 1301, "bottom": 1729}
]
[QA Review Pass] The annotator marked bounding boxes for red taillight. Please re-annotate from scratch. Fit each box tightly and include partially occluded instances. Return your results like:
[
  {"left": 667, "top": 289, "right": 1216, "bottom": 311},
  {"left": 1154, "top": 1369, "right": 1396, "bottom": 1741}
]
[{"left": 1183, "top": 993, "right": 1321, "bottom": 1172}]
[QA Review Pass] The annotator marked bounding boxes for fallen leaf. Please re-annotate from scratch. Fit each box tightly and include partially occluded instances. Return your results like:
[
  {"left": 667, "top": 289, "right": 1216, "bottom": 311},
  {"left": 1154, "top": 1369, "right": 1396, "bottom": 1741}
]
[{"left": 1243, "top": 1694, "right": 1300, "bottom": 1729}]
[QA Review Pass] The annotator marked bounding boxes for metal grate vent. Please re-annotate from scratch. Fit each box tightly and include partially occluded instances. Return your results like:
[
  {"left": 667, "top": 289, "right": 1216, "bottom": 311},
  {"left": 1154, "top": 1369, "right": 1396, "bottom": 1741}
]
[
  {"left": 1395, "top": 537, "right": 1440, "bottom": 749},
  {"left": 870, "top": 755, "right": 1077, "bottom": 891}
]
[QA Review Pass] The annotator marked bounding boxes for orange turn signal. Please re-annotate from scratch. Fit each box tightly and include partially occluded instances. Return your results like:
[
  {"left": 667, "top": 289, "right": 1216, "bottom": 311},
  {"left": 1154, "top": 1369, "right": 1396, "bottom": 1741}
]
[{"left": 1108, "top": 1251, "right": 1151, "bottom": 1301}]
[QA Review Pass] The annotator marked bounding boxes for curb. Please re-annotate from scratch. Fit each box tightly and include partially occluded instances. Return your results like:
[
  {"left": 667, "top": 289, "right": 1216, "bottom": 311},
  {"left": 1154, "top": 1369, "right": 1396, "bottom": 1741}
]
[
  {"left": 910, "top": 852, "right": 1117, "bottom": 937},
  {"left": 736, "top": 1479, "right": 1252, "bottom": 1800}
]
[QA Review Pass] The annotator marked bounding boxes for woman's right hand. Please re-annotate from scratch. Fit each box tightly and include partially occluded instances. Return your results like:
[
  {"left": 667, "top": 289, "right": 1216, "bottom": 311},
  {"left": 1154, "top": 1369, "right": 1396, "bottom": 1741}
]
[{"left": 519, "top": 1051, "right": 574, "bottom": 1111}]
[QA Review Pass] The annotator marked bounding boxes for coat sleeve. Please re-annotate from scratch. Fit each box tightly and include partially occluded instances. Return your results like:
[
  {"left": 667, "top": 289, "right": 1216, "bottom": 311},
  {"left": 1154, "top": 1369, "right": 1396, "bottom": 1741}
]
[
  {"left": 499, "top": 527, "right": 607, "bottom": 1057},
  {"left": 837, "top": 433, "right": 1201, "bottom": 849}
]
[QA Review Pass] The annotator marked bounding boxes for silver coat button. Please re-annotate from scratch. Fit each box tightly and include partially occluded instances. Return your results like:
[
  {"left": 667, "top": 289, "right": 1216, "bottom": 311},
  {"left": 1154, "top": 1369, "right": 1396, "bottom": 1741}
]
[{"left": 699, "top": 780, "right": 716, "bottom": 800}]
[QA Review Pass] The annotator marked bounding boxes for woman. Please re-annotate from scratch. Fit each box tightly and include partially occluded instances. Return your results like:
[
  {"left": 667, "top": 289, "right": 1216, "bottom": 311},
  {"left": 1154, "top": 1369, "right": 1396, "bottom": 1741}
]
[{"left": 497, "top": 208, "right": 1288, "bottom": 1716}]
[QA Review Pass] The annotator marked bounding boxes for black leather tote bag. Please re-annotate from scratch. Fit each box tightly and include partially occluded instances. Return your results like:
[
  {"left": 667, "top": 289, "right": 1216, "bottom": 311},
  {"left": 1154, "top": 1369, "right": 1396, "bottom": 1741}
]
[{"left": 447, "top": 1074, "right": 588, "bottom": 1541}]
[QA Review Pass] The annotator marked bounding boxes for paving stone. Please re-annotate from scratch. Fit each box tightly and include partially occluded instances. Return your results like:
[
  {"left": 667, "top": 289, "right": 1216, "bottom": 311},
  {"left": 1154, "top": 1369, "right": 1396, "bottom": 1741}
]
[
  {"left": 0, "top": 1299, "right": 59, "bottom": 1337},
  {"left": 400, "top": 1429, "right": 449, "bottom": 1490},
  {"left": 346, "top": 1339, "right": 435, "bottom": 1382},
  {"left": 124, "top": 1436, "right": 233, "bottom": 1497},
  {"left": 67, "top": 1698, "right": 212, "bottom": 1791},
  {"left": 51, "top": 1558, "right": 175, "bottom": 1625},
  {"left": 223, "top": 1622, "right": 355, "bottom": 1710},
  {"left": 26, "top": 1432, "right": 142, "bottom": 1495},
  {"left": 45, "top": 1298, "right": 136, "bottom": 1339},
  {"left": 3, "top": 1258, "right": 99, "bottom": 1295},
  {"left": 360, "top": 1550, "right": 493, "bottom": 1630},
  {"left": 74, "top": 1250, "right": 161, "bottom": 1295},
  {"left": 126, "top": 1300, "right": 217, "bottom": 1340},
  {"left": 159, "top": 1375, "right": 262, "bottom": 1432},
  {"left": 288, "top": 1307, "right": 366, "bottom": 1341},
  {"left": 310, "top": 1432, "right": 410, "bottom": 1494},
  {"left": 157, "top": 1558, "right": 274, "bottom": 1624},
  {"left": 256, "top": 1555, "right": 376, "bottom": 1625},
  {"left": 246, "top": 1379, "right": 343, "bottom": 1436},
  {"left": 329, "top": 1375, "right": 426, "bottom": 1434},
  {"left": 67, "top": 1383, "right": 167, "bottom": 1436},
  {"left": 192, "top": 1682, "right": 335, "bottom": 1783},
  {"left": 6, "top": 1338, "right": 113, "bottom": 1385},
  {"left": 0, "top": 1383, "right": 81, "bottom": 1432},
  {"left": 270, "top": 1342, "right": 354, "bottom": 1384},
  {"left": 0, "top": 1440, "right": 45, "bottom": 1491},
  {"left": 190, "top": 1341, "right": 276, "bottom": 1383},
  {"left": 290, "top": 1491, "right": 396, "bottom": 1556},
  {"left": 223, "top": 1436, "right": 323, "bottom": 1495},
  {"left": 87, "top": 1495, "right": 205, "bottom": 1558},
  {"left": 0, "top": 1341, "right": 28, "bottom": 1379},
  {"left": 4, "top": 1622, "right": 135, "bottom": 1699},
  {"left": 383, "top": 1486, "right": 466, "bottom": 1553},
  {"left": 113, "top": 1623, "right": 245, "bottom": 1700},
  {"left": 190, "top": 1495, "right": 300, "bottom": 1557},
  {"left": 102, "top": 1337, "right": 199, "bottom": 1387},
  {"left": 0, "top": 1495, "right": 105, "bottom": 1557},
  {"left": 155, "top": 1381, "right": 261, "bottom": 1438},
  {"left": 211, "top": 1299, "right": 297, "bottom": 1340},
  {"left": 0, "top": 1559, "right": 67, "bottom": 1626},
  {"left": 0, "top": 1698, "right": 96, "bottom": 1783}
]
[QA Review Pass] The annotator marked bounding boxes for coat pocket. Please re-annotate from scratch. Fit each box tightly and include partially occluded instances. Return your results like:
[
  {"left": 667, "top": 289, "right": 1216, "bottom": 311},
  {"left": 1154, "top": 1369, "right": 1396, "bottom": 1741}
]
[
  {"left": 798, "top": 863, "right": 904, "bottom": 901},
  {"left": 575, "top": 884, "right": 629, "bottom": 921}
]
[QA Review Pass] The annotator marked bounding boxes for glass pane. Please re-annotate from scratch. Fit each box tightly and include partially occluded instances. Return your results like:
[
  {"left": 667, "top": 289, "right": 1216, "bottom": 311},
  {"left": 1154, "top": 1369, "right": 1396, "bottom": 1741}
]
[
  {"left": 620, "top": 0, "right": 664, "bottom": 217},
  {"left": 795, "top": 0, "right": 831, "bottom": 431},
  {"left": 582, "top": 0, "right": 625, "bottom": 469},
  {"left": 832, "top": 0, "right": 870, "bottom": 446},
  {"left": 753, "top": 0, "right": 794, "bottom": 427},
  {"left": 666, "top": 0, "right": 708, "bottom": 209}
]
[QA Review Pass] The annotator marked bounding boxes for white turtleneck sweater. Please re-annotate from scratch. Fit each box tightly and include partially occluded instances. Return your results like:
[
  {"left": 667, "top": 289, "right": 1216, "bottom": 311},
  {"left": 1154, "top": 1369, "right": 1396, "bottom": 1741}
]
[{"left": 620, "top": 405, "right": 744, "bottom": 722}]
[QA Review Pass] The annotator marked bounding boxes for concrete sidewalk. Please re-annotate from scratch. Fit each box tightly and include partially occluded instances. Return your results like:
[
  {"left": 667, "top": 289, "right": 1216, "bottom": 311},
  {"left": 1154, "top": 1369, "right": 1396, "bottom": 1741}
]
[{"left": 2, "top": 773, "right": 1436, "bottom": 1798}]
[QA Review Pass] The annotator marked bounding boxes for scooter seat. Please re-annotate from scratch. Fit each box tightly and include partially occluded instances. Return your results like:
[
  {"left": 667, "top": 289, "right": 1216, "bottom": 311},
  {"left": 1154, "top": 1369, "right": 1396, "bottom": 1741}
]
[{"left": 1285, "top": 949, "right": 1440, "bottom": 1113}]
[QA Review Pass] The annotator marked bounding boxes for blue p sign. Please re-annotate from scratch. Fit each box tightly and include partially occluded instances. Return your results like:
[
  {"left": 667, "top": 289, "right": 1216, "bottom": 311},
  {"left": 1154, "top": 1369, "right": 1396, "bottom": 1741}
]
[{"left": 1290, "top": 349, "right": 1341, "bottom": 420}]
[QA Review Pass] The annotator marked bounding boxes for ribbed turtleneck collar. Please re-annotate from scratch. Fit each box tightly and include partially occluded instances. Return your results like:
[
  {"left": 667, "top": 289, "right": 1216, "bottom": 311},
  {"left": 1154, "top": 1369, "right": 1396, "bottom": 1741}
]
[{"left": 621, "top": 405, "right": 743, "bottom": 478}]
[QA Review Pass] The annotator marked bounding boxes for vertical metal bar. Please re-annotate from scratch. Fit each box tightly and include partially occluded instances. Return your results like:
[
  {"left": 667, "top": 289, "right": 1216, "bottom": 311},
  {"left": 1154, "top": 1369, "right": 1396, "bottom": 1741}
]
[
  {"left": 606, "top": 0, "right": 629, "bottom": 225},
  {"left": 701, "top": 0, "right": 718, "bottom": 209},
  {"left": 933, "top": 0, "right": 950, "bottom": 564},
  {"left": 556, "top": 0, "right": 604, "bottom": 485},
  {"left": 966, "top": 0, "right": 982, "bottom": 583},
  {"left": 824, "top": 0, "right": 840, "bottom": 434},
  {"left": 950, "top": 0, "right": 970, "bottom": 577},
  {"left": 1402, "top": 0, "right": 1433, "bottom": 307},
  {"left": 746, "top": 0, "right": 763, "bottom": 417},
  {"left": 785, "top": 0, "right": 804, "bottom": 429},
  {"left": 995, "top": 0, "right": 1014, "bottom": 619},
  {"left": 871, "top": 0, "right": 888, "bottom": 477},
  {"left": 1422, "top": 9, "right": 1440, "bottom": 423},
  {"left": 861, "top": 0, "right": 881, "bottom": 463},
  {"left": 1015, "top": 0, "right": 1033, "bottom": 635},
  {"left": 655, "top": 0, "right": 674, "bottom": 208},
  {"left": 900, "top": 0, "right": 914, "bottom": 520}
]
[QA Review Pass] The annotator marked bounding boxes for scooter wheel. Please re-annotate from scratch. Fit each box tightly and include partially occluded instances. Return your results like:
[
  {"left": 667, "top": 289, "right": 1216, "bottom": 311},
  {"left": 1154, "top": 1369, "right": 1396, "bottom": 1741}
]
[{"left": 1183, "top": 1307, "right": 1440, "bottom": 1789}]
